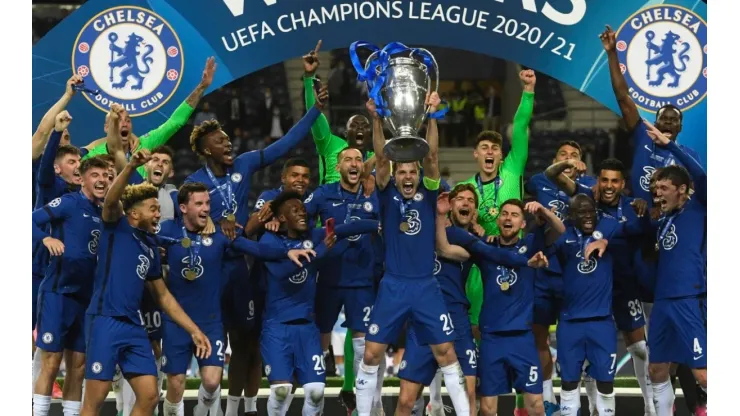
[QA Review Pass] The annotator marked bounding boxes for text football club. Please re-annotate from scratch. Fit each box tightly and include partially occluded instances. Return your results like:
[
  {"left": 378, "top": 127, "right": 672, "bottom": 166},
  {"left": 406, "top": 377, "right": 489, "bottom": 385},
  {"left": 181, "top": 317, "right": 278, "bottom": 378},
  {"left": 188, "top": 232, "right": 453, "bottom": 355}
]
[
  {"left": 616, "top": 5, "right": 707, "bottom": 112},
  {"left": 72, "top": 6, "right": 184, "bottom": 116}
]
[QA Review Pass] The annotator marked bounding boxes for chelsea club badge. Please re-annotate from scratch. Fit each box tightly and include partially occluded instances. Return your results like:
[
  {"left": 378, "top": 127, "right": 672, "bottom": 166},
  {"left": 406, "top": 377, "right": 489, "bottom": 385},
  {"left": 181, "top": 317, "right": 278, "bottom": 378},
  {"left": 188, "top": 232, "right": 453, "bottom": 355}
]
[
  {"left": 615, "top": 5, "right": 707, "bottom": 112},
  {"left": 72, "top": 6, "right": 184, "bottom": 116}
]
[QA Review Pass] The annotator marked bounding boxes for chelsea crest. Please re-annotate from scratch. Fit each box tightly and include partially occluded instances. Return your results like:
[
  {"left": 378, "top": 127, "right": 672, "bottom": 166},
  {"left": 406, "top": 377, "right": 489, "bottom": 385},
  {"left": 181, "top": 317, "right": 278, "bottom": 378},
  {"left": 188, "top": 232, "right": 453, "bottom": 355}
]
[
  {"left": 616, "top": 5, "right": 706, "bottom": 112},
  {"left": 72, "top": 6, "right": 184, "bottom": 116}
]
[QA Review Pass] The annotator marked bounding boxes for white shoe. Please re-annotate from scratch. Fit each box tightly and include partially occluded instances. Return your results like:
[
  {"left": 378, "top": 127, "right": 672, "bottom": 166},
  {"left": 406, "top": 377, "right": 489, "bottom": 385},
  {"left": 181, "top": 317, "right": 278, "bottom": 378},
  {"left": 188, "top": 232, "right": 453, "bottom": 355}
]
[{"left": 425, "top": 402, "right": 447, "bottom": 416}]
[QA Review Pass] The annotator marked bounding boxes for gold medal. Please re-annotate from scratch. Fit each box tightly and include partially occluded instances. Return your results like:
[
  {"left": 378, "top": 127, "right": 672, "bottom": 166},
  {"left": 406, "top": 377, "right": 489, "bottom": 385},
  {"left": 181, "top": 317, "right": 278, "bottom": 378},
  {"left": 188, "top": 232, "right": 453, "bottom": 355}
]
[
  {"left": 399, "top": 222, "right": 410, "bottom": 232},
  {"left": 227, "top": 213, "right": 236, "bottom": 222},
  {"left": 181, "top": 237, "right": 192, "bottom": 248},
  {"left": 500, "top": 282, "right": 510, "bottom": 291},
  {"left": 655, "top": 242, "right": 660, "bottom": 252},
  {"left": 185, "top": 269, "right": 197, "bottom": 280},
  {"left": 489, "top": 206, "right": 498, "bottom": 217}
]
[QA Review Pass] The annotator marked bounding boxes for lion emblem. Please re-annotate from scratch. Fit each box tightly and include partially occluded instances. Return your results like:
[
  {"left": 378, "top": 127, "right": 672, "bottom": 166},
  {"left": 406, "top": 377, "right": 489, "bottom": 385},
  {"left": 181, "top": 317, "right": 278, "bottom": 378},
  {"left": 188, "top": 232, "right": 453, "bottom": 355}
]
[
  {"left": 108, "top": 32, "right": 154, "bottom": 90},
  {"left": 645, "top": 30, "right": 691, "bottom": 88}
]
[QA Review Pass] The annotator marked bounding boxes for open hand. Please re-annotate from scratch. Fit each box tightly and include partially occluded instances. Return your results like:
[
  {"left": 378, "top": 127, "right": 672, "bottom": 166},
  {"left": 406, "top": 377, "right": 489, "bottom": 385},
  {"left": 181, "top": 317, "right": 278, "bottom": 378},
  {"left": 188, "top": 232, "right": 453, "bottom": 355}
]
[
  {"left": 631, "top": 198, "right": 648, "bottom": 217},
  {"left": 43, "top": 237, "right": 65, "bottom": 256},
  {"left": 288, "top": 248, "right": 317, "bottom": 267},
  {"left": 200, "top": 57, "right": 217, "bottom": 89},
  {"left": 644, "top": 120, "right": 671, "bottom": 146},
  {"left": 191, "top": 330, "right": 212, "bottom": 359},
  {"left": 585, "top": 239, "right": 608, "bottom": 261},
  {"left": 436, "top": 192, "right": 450, "bottom": 216},
  {"left": 527, "top": 251, "right": 549, "bottom": 268}
]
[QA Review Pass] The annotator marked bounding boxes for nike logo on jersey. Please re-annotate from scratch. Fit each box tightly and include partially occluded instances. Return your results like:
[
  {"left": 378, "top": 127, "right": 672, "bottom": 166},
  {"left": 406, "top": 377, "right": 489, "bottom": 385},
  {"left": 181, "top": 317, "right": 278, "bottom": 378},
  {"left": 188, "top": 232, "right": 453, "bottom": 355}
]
[
  {"left": 316, "top": 371, "right": 325, "bottom": 375},
  {"left": 526, "top": 382, "right": 538, "bottom": 387},
  {"left": 694, "top": 355, "right": 704, "bottom": 361},
  {"left": 608, "top": 369, "right": 615, "bottom": 375},
  {"left": 566, "top": 239, "right": 577, "bottom": 243},
  {"left": 644, "top": 144, "right": 653, "bottom": 152},
  {"left": 83, "top": 213, "right": 91, "bottom": 217},
  {"left": 542, "top": 187, "right": 552, "bottom": 191},
  {"left": 332, "top": 202, "right": 343, "bottom": 207}
]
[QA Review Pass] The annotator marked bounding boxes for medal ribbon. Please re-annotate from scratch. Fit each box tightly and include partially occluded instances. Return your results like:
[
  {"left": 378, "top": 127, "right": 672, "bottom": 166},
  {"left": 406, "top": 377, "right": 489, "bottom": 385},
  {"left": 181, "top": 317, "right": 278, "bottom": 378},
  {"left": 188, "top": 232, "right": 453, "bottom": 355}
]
[
  {"left": 182, "top": 227, "right": 203, "bottom": 270},
  {"left": 477, "top": 174, "right": 501, "bottom": 214},
  {"left": 495, "top": 239, "right": 513, "bottom": 282},
  {"left": 205, "top": 165, "right": 234, "bottom": 218},
  {"left": 338, "top": 183, "right": 363, "bottom": 225},
  {"left": 574, "top": 228, "right": 594, "bottom": 260},
  {"left": 656, "top": 213, "right": 678, "bottom": 250}
]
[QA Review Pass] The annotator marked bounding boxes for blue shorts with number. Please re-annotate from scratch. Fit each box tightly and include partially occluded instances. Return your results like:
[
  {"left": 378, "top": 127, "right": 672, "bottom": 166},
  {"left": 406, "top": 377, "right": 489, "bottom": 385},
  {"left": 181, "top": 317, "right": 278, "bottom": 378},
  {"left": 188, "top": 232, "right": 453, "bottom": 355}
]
[
  {"left": 162, "top": 320, "right": 225, "bottom": 374},
  {"left": 35, "top": 292, "right": 87, "bottom": 353},
  {"left": 222, "top": 258, "right": 258, "bottom": 332},
  {"left": 612, "top": 276, "right": 646, "bottom": 332},
  {"left": 533, "top": 270, "right": 563, "bottom": 327},
  {"left": 140, "top": 289, "right": 162, "bottom": 342},
  {"left": 649, "top": 295, "right": 707, "bottom": 368},
  {"left": 557, "top": 317, "right": 617, "bottom": 382},
  {"left": 85, "top": 315, "right": 157, "bottom": 380},
  {"left": 32, "top": 275, "right": 43, "bottom": 330},
  {"left": 478, "top": 330, "right": 542, "bottom": 397},
  {"left": 261, "top": 320, "right": 325, "bottom": 385},
  {"left": 366, "top": 274, "right": 455, "bottom": 346},
  {"left": 398, "top": 310, "right": 477, "bottom": 385},
  {"left": 316, "top": 285, "right": 376, "bottom": 334}
]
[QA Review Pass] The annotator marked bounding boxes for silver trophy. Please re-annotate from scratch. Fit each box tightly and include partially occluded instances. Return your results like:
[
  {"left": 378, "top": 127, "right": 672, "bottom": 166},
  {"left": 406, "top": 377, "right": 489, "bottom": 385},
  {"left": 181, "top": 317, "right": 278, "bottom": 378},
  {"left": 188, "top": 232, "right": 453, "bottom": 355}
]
[{"left": 363, "top": 47, "right": 439, "bottom": 162}]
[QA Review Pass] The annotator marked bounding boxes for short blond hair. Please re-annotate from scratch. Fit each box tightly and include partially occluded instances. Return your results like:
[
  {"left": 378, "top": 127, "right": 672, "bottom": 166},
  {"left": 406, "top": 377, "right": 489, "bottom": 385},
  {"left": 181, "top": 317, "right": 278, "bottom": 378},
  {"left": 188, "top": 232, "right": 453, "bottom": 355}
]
[{"left": 121, "top": 183, "right": 159, "bottom": 213}]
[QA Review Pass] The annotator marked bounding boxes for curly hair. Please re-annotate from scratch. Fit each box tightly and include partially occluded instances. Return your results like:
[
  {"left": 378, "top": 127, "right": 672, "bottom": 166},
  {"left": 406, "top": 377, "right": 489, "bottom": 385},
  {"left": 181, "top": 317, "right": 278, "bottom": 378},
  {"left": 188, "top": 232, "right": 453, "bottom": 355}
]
[
  {"left": 190, "top": 120, "right": 224, "bottom": 155},
  {"left": 121, "top": 183, "right": 159, "bottom": 213}
]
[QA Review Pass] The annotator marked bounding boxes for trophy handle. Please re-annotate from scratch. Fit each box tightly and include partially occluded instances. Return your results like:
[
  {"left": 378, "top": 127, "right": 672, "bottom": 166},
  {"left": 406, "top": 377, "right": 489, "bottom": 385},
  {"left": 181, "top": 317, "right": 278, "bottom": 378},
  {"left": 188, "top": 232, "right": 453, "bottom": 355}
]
[{"left": 412, "top": 47, "right": 439, "bottom": 115}]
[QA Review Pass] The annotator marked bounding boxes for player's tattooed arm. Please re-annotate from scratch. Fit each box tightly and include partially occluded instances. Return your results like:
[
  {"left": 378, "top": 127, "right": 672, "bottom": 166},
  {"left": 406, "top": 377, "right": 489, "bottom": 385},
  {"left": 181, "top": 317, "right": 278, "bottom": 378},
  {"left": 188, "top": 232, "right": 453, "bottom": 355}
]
[
  {"left": 32, "top": 74, "right": 81, "bottom": 160},
  {"left": 185, "top": 57, "right": 216, "bottom": 108},
  {"left": 146, "top": 279, "right": 212, "bottom": 359},
  {"left": 106, "top": 104, "right": 128, "bottom": 173},
  {"left": 367, "top": 99, "right": 391, "bottom": 190},
  {"left": 422, "top": 92, "right": 442, "bottom": 181},
  {"left": 545, "top": 159, "right": 585, "bottom": 196},
  {"left": 103, "top": 149, "right": 151, "bottom": 222},
  {"left": 524, "top": 201, "right": 565, "bottom": 246},
  {"left": 600, "top": 25, "right": 641, "bottom": 130},
  {"left": 435, "top": 193, "right": 471, "bottom": 262}
]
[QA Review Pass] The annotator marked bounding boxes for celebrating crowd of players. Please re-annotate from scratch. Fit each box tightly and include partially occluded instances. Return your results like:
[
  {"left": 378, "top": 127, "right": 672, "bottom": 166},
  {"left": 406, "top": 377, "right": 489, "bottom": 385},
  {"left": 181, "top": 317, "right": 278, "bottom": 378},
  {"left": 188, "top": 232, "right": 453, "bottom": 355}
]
[{"left": 30, "top": 26, "right": 706, "bottom": 416}]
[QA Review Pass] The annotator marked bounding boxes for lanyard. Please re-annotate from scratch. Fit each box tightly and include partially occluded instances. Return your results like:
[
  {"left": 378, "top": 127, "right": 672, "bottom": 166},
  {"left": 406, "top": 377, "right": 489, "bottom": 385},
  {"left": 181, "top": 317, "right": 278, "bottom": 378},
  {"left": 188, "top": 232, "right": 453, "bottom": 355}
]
[
  {"left": 574, "top": 228, "right": 594, "bottom": 259},
  {"left": 477, "top": 174, "right": 501, "bottom": 207},
  {"left": 398, "top": 195, "right": 414, "bottom": 218},
  {"left": 204, "top": 165, "right": 234, "bottom": 217},
  {"left": 182, "top": 227, "right": 203, "bottom": 269},
  {"left": 338, "top": 183, "right": 363, "bottom": 224},
  {"left": 598, "top": 196, "right": 624, "bottom": 221},
  {"left": 656, "top": 212, "right": 679, "bottom": 249}
]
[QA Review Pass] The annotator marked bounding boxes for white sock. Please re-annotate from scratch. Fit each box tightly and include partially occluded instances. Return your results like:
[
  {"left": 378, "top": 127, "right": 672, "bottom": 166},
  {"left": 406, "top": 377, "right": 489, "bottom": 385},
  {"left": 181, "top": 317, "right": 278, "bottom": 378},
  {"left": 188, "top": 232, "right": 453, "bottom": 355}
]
[
  {"left": 584, "top": 375, "right": 598, "bottom": 413},
  {"left": 209, "top": 386, "right": 223, "bottom": 416},
  {"left": 163, "top": 398, "right": 185, "bottom": 416},
  {"left": 559, "top": 389, "right": 580, "bottom": 416},
  {"left": 440, "top": 362, "right": 470, "bottom": 416},
  {"left": 33, "top": 349, "right": 43, "bottom": 395},
  {"left": 122, "top": 378, "right": 137, "bottom": 416},
  {"left": 155, "top": 358, "right": 164, "bottom": 416},
  {"left": 194, "top": 385, "right": 217, "bottom": 416},
  {"left": 268, "top": 384, "right": 292, "bottom": 416},
  {"left": 429, "top": 371, "right": 443, "bottom": 408},
  {"left": 352, "top": 337, "right": 365, "bottom": 379},
  {"left": 628, "top": 340, "right": 655, "bottom": 414},
  {"left": 280, "top": 391, "right": 295, "bottom": 416},
  {"left": 62, "top": 400, "right": 82, "bottom": 416},
  {"left": 244, "top": 395, "right": 257, "bottom": 413},
  {"left": 542, "top": 378, "right": 556, "bottom": 404},
  {"left": 597, "top": 391, "right": 616, "bottom": 415},
  {"left": 652, "top": 380, "right": 675, "bottom": 416},
  {"left": 113, "top": 369, "right": 124, "bottom": 412},
  {"left": 225, "top": 395, "right": 241, "bottom": 416},
  {"left": 356, "top": 362, "right": 379, "bottom": 416},
  {"left": 33, "top": 394, "right": 51, "bottom": 416},
  {"left": 302, "top": 382, "right": 325, "bottom": 416},
  {"left": 411, "top": 395, "right": 425, "bottom": 414},
  {"left": 373, "top": 355, "right": 386, "bottom": 409}
]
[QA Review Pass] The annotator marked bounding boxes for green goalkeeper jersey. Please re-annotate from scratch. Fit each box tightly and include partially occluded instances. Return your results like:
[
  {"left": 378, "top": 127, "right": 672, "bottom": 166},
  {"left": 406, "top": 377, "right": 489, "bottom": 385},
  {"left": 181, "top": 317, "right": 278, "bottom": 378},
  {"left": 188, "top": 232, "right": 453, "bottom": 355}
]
[
  {"left": 303, "top": 76, "right": 373, "bottom": 185},
  {"left": 460, "top": 90, "right": 533, "bottom": 327},
  {"left": 83, "top": 101, "right": 195, "bottom": 178}
]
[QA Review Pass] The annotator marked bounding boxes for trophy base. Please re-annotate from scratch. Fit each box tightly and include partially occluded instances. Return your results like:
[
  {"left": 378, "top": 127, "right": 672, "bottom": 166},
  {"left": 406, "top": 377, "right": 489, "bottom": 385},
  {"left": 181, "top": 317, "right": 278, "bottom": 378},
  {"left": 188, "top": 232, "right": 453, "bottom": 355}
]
[{"left": 383, "top": 136, "right": 430, "bottom": 162}]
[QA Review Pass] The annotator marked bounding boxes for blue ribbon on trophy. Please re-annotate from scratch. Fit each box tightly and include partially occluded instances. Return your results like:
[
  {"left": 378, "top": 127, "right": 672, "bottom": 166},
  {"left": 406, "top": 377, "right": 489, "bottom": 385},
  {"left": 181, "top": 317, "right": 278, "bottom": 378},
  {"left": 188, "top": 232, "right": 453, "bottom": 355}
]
[{"left": 349, "top": 41, "right": 448, "bottom": 162}]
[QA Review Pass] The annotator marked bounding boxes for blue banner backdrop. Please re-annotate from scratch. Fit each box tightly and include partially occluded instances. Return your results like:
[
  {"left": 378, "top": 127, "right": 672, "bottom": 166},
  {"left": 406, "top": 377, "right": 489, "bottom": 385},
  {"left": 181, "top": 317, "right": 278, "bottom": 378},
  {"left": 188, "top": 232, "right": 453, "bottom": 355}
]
[{"left": 32, "top": 0, "right": 707, "bottom": 166}]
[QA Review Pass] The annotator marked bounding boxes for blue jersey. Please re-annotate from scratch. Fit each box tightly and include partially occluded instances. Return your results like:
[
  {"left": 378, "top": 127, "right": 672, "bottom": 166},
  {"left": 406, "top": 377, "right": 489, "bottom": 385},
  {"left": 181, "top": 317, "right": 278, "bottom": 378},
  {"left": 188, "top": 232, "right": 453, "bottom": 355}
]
[
  {"left": 630, "top": 122, "right": 702, "bottom": 202},
  {"left": 184, "top": 107, "right": 319, "bottom": 226},
  {"left": 653, "top": 141, "right": 707, "bottom": 300},
  {"left": 379, "top": 180, "right": 438, "bottom": 279},
  {"left": 549, "top": 222, "right": 619, "bottom": 321},
  {"left": 32, "top": 159, "right": 40, "bottom": 208},
  {"left": 477, "top": 231, "right": 544, "bottom": 332},
  {"left": 261, "top": 220, "right": 379, "bottom": 323},
  {"left": 156, "top": 219, "right": 290, "bottom": 323},
  {"left": 87, "top": 217, "right": 162, "bottom": 325},
  {"left": 526, "top": 173, "right": 597, "bottom": 222},
  {"left": 305, "top": 183, "right": 380, "bottom": 287},
  {"left": 31, "top": 192, "right": 103, "bottom": 301},
  {"left": 33, "top": 130, "right": 80, "bottom": 278}
]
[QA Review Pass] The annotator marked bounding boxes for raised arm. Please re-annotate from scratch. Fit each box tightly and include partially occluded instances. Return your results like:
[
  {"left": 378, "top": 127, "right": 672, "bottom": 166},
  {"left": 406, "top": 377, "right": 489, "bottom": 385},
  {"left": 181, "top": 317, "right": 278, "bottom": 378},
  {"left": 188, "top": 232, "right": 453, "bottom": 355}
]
[
  {"left": 435, "top": 193, "right": 470, "bottom": 262},
  {"left": 32, "top": 75, "right": 80, "bottom": 160},
  {"left": 525, "top": 201, "right": 566, "bottom": 246},
  {"left": 422, "top": 92, "right": 441, "bottom": 181},
  {"left": 544, "top": 159, "right": 586, "bottom": 196},
  {"left": 601, "top": 25, "right": 641, "bottom": 129},
  {"left": 334, "top": 220, "right": 380, "bottom": 239},
  {"left": 106, "top": 104, "right": 128, "bottom": 173},
  {"left": 302, "top": 40, "right": 335, "bottom": 147},
  {"left": 103, "top": 149, "right": 150, "bottom": 222},
  {"left": 368, "top": 99, "right": 391, "bottom": 189},
  {"left": 502, "top": 71, "right": 535, "bottom": 174},
  {"left": 38, "top": 113, "right": 72, "bottom": 189}
]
